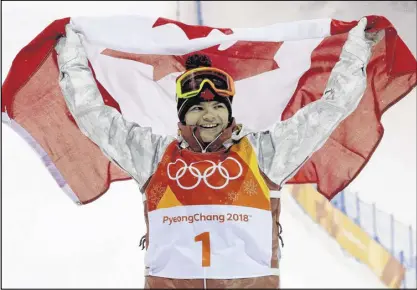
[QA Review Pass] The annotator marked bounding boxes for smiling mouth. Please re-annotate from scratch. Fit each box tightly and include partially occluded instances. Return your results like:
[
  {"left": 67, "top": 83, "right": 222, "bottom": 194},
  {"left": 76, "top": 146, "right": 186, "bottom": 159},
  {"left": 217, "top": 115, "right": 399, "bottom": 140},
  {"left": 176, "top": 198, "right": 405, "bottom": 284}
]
[{"left": 199, "top": 124, "right": 219, "bottom": 129}]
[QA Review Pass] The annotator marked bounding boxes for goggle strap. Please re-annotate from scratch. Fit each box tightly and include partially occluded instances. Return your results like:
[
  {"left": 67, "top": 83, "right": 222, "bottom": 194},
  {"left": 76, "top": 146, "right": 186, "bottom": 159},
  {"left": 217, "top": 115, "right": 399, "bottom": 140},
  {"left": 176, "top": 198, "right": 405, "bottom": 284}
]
[{"left": 177, "top": 98, "right": 189, "bottom": 117}]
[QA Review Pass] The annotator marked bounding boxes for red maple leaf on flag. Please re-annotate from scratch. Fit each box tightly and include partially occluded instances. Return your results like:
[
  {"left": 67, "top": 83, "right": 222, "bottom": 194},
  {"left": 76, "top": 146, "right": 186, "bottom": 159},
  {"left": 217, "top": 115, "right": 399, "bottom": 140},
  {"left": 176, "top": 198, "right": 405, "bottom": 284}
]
[
  {"left": 153, "top": 17, "right": 234, "bottom": 39},
  {"left": 101, "top": 17, "right": 283, "bottom": 81}
]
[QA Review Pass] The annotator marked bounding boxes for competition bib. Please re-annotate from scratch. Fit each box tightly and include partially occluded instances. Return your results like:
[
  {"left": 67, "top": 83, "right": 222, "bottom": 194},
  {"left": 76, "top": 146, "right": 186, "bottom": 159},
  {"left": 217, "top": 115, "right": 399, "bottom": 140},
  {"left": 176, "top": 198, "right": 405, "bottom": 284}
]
[{"left": 145, "top": 138, "right": 274, "bottom": 279}]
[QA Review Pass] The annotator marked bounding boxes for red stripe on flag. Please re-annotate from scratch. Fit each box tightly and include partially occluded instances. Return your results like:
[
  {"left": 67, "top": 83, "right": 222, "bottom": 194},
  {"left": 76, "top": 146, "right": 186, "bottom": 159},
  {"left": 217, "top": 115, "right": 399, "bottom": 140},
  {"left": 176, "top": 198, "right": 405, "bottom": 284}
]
[
  {"left": 2, "top": 18, "right": 131, "bottom": 204},
  {"left": 2, "top": 18, "right": 70, "bottom": 114},
  {"left": 284, "top": 16, "right": 417, "bottom": 199}
]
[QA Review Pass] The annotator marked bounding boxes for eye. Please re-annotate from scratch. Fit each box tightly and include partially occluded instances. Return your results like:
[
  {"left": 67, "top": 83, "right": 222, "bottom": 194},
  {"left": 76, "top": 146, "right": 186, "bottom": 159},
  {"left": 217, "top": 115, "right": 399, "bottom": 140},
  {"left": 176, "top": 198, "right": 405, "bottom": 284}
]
[
  {"left": 190, "top": 106, "right": 203, "bottom": 111},
  {"left": 214, "top": 104, "right": 226, "bottom": 109}
]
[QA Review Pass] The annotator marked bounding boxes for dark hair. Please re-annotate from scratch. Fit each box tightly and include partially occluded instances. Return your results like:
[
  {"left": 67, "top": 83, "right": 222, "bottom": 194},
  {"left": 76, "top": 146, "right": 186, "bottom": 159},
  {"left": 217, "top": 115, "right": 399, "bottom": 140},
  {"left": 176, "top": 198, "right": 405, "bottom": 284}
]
[{"left": 185, "top": 54, "right": 212, "bottom": 70}]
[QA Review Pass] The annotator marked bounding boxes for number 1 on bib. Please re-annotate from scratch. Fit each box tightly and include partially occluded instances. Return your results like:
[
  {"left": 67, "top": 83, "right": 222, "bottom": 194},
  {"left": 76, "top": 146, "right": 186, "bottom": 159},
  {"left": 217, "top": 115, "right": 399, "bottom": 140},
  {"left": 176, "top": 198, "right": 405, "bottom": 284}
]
[{"left": 195, "top": 232, "right": 211, "bottom": 267}]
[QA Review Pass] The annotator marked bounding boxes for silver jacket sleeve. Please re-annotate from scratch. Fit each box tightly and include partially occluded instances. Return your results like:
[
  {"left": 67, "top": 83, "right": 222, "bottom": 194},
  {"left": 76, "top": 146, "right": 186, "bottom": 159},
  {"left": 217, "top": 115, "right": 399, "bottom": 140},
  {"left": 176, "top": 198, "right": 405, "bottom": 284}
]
[
  {"left": 56, "top": 24, "right": 175, "bottom": 190},
  {"left": 246, "top": 18, "right": 374, "bottom": 187}
]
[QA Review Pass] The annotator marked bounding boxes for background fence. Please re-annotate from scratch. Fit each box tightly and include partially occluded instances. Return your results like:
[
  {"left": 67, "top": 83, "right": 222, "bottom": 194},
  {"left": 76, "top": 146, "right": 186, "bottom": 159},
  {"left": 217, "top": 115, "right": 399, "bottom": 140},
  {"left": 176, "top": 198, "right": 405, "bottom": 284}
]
[
  {"left": 331, "top": 191, "right": 416, "bottom": 289},
  {"left": 289, "top": 184, "right": 415, "bottom": 288}
]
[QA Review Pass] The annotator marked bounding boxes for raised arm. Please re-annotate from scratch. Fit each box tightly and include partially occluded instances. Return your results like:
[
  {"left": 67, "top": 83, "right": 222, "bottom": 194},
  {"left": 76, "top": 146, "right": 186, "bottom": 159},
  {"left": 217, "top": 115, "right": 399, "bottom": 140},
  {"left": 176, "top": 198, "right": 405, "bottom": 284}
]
[
  {"left": 247, "top": 18, "right": 377, "bottom": 187},
  {"left": 56, "top": 23, "right": 175, "bottom": 187}
]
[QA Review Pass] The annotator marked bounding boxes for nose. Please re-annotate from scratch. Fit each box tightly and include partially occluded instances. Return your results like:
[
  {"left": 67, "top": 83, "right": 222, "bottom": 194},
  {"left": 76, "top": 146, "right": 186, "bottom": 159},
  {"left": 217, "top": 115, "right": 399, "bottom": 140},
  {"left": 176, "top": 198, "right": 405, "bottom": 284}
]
[{"left": 202, "top": 108, "right": 215, "bottom": 122}]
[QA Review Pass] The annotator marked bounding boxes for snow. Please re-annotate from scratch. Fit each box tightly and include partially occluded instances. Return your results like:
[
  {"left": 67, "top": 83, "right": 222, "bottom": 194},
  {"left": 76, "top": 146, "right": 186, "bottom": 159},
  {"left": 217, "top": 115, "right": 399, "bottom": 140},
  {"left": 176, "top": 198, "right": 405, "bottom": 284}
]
[{"left": 2, "top": 1, "right": 415, "bottom": 288}]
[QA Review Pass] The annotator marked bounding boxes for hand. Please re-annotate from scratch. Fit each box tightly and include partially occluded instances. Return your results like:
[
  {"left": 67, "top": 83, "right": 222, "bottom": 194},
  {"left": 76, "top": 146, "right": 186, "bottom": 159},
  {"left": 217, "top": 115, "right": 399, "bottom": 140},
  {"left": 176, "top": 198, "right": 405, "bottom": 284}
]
[
  {"left": 349, "top": 17, "right": 384, "bottom": 47},
  {"left": 344, "top": 17, "right": 384, "bottom": 64},
  {"left": 55, "top": 36, "right": 66, "bottom": 55},
  {"left": 55, "top": 25, "right": 83, "bottom": 68}
]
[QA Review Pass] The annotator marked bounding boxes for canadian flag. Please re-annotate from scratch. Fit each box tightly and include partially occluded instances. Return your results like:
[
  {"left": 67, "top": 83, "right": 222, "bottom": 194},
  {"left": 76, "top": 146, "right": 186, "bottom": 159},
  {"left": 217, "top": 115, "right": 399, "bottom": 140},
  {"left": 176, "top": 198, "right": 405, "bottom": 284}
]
[{"left": 2, "top": 15, "right": 416, "bottom": 204}]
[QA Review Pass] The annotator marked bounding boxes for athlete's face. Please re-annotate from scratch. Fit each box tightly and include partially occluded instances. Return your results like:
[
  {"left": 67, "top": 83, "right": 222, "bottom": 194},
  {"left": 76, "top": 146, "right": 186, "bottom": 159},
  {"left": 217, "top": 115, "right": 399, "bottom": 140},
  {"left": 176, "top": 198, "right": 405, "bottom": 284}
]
[{"left": 184, "top": 101, "right": 229, "bottom": 143}]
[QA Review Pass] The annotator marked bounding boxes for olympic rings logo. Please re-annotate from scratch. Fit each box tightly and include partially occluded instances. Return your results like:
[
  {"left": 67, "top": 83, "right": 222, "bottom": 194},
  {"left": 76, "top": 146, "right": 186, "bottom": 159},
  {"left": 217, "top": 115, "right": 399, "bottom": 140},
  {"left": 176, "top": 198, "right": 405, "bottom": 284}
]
[{"left": 167, "top": 157, "right": 243, "bottom": 190}]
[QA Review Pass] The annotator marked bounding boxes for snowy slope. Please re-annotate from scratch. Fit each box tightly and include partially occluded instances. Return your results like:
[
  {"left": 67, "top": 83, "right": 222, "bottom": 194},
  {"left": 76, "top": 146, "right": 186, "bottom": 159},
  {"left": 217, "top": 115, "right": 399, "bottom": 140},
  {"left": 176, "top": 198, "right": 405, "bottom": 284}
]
[{"left": 2, "top": 1, "right": 414, "bottom": 288}]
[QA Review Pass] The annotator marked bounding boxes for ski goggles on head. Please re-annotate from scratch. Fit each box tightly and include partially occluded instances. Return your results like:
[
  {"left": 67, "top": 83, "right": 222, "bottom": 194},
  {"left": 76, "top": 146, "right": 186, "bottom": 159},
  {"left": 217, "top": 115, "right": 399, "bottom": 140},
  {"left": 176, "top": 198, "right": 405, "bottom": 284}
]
[{"left": 176, "top": 67, "right": 235, "bottom": 100}]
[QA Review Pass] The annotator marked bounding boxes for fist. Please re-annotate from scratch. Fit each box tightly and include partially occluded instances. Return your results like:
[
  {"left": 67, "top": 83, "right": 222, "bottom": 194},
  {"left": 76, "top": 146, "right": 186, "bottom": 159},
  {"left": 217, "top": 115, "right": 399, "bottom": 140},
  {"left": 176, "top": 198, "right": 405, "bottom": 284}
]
[{"left": 349, "top": 17, "right": 384, "bottom": 46}]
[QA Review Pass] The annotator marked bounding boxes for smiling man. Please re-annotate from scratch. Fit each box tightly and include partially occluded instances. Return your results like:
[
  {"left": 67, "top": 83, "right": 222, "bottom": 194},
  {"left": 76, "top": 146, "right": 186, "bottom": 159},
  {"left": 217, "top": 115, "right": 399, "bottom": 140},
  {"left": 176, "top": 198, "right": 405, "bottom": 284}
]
[{"left": 55, "top": 18, "right": 377, "bottom": 289}]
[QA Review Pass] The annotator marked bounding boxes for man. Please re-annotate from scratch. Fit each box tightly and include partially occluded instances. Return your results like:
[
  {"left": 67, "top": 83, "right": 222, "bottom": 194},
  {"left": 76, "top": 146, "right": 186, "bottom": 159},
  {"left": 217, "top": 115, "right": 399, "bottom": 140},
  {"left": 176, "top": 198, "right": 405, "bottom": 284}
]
[{"left": 56, "top": 17, "right": 376, "bottom": 289}]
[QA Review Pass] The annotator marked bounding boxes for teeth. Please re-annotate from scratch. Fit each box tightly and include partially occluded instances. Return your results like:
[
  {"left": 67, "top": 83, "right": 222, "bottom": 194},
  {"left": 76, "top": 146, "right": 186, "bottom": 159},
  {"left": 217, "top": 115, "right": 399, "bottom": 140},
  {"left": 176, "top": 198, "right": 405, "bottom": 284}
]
[{"left": 200, "top": 124, "right": 218, "bottom": 128}]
